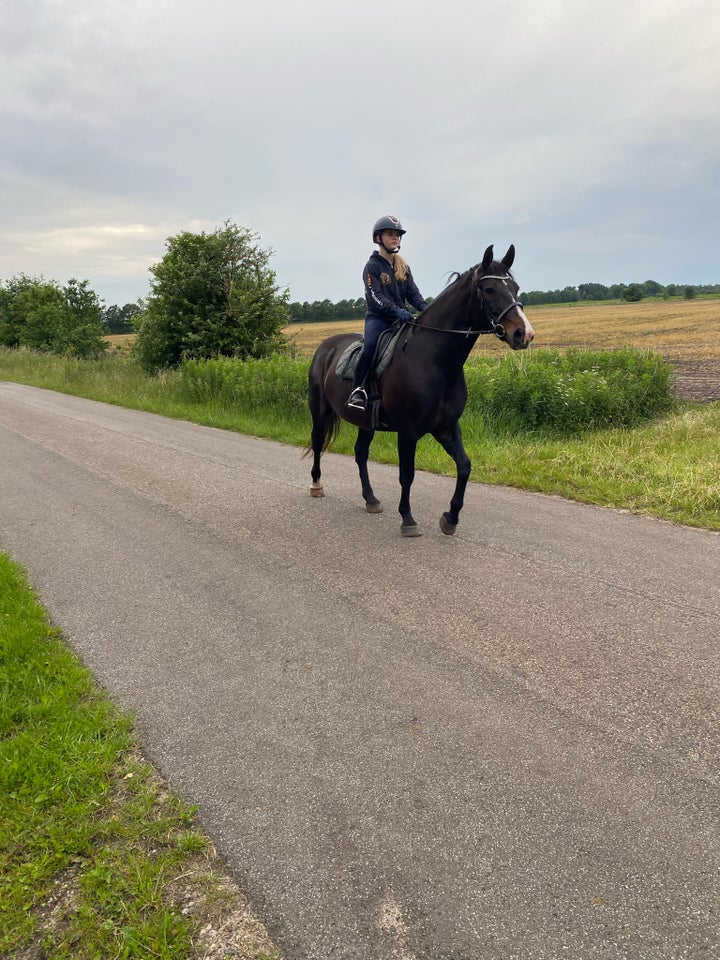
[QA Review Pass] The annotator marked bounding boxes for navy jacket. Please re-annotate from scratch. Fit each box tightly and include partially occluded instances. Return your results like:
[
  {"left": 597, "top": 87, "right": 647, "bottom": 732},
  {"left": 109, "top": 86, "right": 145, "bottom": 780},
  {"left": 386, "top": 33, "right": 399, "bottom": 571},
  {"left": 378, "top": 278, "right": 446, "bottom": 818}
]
[{"left": 363, "top": 251, "right": 427, "bottom": 322}]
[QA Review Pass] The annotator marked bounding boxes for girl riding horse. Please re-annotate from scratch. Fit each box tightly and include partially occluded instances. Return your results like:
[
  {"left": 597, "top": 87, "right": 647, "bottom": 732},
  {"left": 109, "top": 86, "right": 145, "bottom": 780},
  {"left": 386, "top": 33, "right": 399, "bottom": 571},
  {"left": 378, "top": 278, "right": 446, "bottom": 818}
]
[{"left": 347, "top": 215, "right": 428, "bottom": 411}]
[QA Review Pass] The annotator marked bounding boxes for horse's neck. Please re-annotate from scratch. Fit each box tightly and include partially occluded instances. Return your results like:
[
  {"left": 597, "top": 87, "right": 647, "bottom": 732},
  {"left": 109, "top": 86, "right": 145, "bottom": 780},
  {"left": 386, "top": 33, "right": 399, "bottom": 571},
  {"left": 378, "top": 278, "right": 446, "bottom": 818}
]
[
  {"left": 424, "top": 275, "right": 477, "bottom": 330},
  {"left": 412, "top": 284, "right": 479, "bottom": 370},
  {"left": 425, "top": 280, "right": 482, "bottom": 340}
]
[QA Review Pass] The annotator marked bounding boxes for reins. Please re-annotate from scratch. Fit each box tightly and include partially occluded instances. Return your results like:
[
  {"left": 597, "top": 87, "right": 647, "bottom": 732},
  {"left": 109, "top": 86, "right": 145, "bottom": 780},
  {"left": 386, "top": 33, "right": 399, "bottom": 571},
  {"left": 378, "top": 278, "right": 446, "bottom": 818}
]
[{"left": 408, "top": 272, "right": 524, "bottom": 340}]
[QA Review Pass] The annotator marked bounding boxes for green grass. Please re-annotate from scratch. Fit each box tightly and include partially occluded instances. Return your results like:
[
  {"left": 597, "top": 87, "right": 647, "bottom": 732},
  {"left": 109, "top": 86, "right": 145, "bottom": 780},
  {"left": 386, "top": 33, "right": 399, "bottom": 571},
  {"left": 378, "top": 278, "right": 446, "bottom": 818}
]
[
  {"left": 0, "top": 346, "right": 718, "bottom": 530},
  {"left": 0, "top": 554, "right": 281, "bottom": 959}
]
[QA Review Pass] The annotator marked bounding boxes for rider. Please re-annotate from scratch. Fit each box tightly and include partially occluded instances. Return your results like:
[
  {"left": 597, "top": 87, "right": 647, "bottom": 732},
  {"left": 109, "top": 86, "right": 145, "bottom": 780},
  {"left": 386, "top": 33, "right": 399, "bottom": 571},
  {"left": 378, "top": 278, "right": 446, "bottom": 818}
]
[{"left": 346, "top": 215, "right": 428, "bottom": 411}]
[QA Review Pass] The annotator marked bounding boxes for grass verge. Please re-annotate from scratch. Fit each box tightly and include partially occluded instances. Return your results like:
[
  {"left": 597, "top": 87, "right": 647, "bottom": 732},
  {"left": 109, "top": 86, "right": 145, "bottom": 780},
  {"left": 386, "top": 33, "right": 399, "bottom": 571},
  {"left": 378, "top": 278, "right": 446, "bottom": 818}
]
[{"left": 0, "top": 554, "right": 281, "bottom": 959}]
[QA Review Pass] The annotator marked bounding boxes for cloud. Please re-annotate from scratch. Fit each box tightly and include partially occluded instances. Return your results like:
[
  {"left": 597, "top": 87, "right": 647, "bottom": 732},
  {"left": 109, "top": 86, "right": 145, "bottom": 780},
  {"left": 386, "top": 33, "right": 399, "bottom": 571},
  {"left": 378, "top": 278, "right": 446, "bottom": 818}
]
[{"left": 1, "top": 0, "right": 719, "bottom": 304}]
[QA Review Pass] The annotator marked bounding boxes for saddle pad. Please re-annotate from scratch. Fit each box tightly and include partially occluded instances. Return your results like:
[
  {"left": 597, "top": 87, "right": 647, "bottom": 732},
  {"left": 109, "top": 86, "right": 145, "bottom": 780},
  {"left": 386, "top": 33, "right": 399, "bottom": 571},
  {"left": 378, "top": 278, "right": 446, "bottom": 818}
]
[
  {"left": 335, "top": 322, "right": 407, "bottom": 380},
  {"left": 335, "top": 341, "right": 363, "bottom": 380}
]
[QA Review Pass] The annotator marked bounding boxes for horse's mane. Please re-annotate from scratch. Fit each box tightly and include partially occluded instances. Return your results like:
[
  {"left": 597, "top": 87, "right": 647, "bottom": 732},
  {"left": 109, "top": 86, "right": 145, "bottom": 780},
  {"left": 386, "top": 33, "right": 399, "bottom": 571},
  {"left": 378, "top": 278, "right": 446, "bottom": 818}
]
[
  {"left": 423, "top": 260, "right": 515, "bottom": 320},
  {"left": 422, "top": 266, "right": 474, "bottom": 319}
]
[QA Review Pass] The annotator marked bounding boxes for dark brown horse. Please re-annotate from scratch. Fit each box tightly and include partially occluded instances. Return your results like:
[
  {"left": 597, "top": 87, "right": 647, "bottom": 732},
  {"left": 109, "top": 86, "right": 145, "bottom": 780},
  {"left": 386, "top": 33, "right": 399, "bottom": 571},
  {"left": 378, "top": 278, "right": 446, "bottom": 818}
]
[{"left": 306, "top": 244, "right": 534, "bottom": 536}]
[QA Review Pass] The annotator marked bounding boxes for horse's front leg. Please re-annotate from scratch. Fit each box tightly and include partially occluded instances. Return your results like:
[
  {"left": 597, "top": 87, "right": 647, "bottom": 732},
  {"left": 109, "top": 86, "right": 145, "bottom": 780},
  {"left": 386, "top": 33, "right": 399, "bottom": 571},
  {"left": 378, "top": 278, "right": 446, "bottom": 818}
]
[
  {"left": 433, "top": 421, "right": 471, "bottom": 535},
  {"left": 355, "top": 429, "right": 383, "bottom": 513},
  {"left": 397, "top": 433, "right": 421, "bottom": 537}
]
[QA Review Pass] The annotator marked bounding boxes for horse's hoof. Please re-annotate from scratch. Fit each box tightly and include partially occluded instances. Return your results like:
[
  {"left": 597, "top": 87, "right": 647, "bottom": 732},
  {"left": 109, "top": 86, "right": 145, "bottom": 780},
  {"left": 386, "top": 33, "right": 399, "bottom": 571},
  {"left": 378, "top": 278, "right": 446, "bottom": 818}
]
[
  {"left": 365, "top": 499, "right": 383, "bottom": 514},
  {"left": 310, "top": 483, "right": 324, "bottom": 498},
  {"left": 401, "top": 524, "right": 422, "bottom": 537},
  {"left": 440, "top": 513, "right": 457, "bottom": 535}
]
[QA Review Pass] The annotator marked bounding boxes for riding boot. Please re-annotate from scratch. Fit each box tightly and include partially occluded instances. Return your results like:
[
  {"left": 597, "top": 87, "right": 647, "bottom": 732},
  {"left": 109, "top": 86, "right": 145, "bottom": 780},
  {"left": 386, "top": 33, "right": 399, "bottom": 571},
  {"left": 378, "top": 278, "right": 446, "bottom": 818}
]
[{"left": 347, "top": 352, "right": 372, "bottom": 410}]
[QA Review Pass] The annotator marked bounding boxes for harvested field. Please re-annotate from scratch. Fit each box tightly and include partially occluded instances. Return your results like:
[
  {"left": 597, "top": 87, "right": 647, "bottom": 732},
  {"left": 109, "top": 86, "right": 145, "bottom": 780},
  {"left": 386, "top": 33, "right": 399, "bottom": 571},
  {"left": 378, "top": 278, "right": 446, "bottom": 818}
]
[
  {"left": 104, "top": 333, "right": 136, "bottom": 353},
  {"left": 671, "top": 359, "right": 720, "bottom": 402}
]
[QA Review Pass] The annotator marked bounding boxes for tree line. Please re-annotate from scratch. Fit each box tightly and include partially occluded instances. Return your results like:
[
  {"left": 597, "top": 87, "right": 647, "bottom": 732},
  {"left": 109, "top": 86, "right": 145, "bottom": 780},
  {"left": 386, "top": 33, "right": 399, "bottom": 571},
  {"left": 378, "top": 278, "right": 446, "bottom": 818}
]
[
  {"left": 513, "top": 279, "right": 718, "bottom": 306},
  {"left": 288, "top": 298, "right": 366, "bottom": 323},
  {"left": 289, "top": 279, "right": 719, "bottom": 321}
]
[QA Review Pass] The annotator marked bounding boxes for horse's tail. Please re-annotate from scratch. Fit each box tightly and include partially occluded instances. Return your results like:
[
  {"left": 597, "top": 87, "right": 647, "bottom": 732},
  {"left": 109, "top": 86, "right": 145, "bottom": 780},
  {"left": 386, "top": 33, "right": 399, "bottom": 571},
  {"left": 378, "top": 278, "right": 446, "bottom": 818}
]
[
  {"left": 307, "top": 406, "right": 341, "bottom": 458},
  {"left": 302, "top": 405, "right": 340, "bottom": 459},
  {"left": 303, "top": 360, "right": 342, "bottom": 457}
]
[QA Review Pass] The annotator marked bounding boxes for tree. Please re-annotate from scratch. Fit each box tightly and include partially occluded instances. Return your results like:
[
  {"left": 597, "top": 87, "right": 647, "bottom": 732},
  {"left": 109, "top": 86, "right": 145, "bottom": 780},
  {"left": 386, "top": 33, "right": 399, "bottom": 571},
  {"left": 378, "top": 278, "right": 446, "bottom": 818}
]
[
  {"left": 0, "top": 275, "right": 61, "bottom": 349},
  {"left": 0, "top": 275, "right": 107, "bottom": 358},
  {"left": 59, "top": 279, "right": 109, "bottom": 358},
  {"left": 577, "top": 283, "right": 611, "bottom": 301},
  {"left": 134, "top": 221, "right": 289, "bottom": 372},
  {"left": 640, "top": 279, "right": 664, "bottom": 298},
  {"left": 103, "top": 301, "right": 143, "bottom": 333},
  {"left": 622, "top": 284, "right": 644, "bottom": 302}
]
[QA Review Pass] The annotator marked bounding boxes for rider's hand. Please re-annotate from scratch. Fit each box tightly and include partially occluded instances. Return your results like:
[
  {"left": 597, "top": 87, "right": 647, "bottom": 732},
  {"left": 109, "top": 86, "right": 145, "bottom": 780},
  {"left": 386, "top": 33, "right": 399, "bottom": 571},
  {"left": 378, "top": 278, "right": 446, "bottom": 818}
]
[{"left": 396, "top": 309, "right": 413, "bottom": 323}]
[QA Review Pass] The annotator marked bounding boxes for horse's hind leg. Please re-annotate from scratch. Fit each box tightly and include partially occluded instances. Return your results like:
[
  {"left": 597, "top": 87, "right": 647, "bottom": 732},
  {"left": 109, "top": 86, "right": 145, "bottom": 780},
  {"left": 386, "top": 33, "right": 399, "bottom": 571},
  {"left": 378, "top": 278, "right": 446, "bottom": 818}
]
[
  {"left": 308, "top": 378, "right": 329, "bottom": 497},
  {"left": 309, "top": 420, "right": 325, "bottom": 497},
  {"left": 355, "top": 429, "right": 383, "bottom": 513}
]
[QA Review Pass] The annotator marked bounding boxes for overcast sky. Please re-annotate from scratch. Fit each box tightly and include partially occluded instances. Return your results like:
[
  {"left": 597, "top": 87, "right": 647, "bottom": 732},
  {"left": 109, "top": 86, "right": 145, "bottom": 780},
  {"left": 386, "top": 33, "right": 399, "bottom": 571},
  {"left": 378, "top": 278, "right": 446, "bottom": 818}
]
[{"left": 2, "top": 0, "right": 718, "bottom": 307}]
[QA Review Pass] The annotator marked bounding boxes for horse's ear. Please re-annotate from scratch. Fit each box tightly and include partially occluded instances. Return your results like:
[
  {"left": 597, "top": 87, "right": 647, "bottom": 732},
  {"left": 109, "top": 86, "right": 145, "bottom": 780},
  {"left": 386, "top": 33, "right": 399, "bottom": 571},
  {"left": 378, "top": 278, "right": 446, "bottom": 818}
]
[
  {"left": 501, "top": 244, "right": 515, "bottom": 271},
  {"left": 481, "top": 245, "right": 494, "bottom": 271}
]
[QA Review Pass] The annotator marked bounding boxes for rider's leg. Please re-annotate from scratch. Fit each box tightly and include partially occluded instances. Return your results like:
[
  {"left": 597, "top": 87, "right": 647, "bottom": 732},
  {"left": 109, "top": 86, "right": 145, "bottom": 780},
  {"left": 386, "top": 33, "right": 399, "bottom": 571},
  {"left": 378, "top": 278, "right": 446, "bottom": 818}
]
[
  {"left": 347, "top": 351, "right": 372, "bottom": 408},
  {"left": 347, "top": 317, "right": 386, "bottom": 410}
]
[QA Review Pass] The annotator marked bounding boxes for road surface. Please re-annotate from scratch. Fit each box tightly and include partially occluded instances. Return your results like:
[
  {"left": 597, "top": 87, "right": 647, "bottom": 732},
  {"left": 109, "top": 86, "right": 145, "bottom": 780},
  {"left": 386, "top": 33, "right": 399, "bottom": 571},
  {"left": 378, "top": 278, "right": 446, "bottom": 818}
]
[{"left": 1, "top": 382, "right": 718, "bottom": 960}]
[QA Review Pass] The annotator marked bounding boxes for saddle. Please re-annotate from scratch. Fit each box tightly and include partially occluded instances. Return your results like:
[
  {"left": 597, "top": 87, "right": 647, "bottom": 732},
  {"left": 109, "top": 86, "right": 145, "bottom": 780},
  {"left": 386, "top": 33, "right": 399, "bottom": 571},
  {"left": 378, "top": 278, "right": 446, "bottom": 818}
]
[
  {"left": 335, "top": 322, "right": 409, "bottom": 430},
  {"left": 335, "top": 321, "right": 407, "bottom": 382}
]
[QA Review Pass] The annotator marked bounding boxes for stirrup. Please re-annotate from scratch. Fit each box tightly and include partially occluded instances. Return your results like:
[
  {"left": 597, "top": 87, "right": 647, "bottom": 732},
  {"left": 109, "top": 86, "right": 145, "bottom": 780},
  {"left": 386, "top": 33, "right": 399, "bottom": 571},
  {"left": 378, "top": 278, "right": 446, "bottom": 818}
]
[{"left": 346, "top": 387, "right": 368, "bottom": 410}]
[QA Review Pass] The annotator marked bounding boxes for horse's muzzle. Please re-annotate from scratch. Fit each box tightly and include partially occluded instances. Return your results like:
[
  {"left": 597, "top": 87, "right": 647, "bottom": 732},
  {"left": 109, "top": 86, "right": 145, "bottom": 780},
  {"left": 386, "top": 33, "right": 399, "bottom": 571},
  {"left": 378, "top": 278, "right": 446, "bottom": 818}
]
[{"left": 510, "top": 308, "right": 534, "bottom": 349}]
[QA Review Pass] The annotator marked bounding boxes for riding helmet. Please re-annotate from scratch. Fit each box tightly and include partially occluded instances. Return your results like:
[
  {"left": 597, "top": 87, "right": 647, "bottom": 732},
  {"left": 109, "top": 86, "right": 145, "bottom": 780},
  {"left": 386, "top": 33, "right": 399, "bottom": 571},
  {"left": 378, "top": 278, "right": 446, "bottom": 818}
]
[{"left": 372, "top": 215, "right": 406, "bottom": 242}]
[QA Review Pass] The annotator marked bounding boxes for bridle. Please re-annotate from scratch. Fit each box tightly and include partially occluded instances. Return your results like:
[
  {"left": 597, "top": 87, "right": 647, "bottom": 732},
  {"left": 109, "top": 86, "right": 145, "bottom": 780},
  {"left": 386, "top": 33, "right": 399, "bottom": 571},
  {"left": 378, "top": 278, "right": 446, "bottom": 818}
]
[
  {"left": 475, "top": 273, "right": 525, "bottom": 339},
  {"left": 408, "top": 271, "right": 524, "bottom": 341}
]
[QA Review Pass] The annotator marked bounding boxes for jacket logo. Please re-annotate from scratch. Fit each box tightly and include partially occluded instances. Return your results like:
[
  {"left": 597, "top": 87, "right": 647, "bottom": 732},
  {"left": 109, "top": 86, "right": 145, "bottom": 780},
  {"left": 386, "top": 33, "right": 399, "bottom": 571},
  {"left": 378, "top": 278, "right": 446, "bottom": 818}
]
[{"left": 380, "top": 273, "right": 392, "bottom": 285}]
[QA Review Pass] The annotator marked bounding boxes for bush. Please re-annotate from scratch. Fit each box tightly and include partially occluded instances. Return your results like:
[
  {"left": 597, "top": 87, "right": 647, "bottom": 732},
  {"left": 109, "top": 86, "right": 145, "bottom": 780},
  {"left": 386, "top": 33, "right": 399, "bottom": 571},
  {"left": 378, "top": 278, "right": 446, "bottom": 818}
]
[
  {"left": 464, "top": 348, "right": 675, "bottom": 434},
  {"left": 0, "top": 277, "right": 108, "bottom": 359}
]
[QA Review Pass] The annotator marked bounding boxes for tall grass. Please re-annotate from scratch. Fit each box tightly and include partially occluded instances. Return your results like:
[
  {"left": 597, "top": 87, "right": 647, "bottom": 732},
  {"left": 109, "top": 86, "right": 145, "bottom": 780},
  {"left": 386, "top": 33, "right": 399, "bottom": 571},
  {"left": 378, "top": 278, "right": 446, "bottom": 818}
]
[
  {"left": 179, "top": 354, "right": 309, "bottom": 418},
  {"left": 0, "top": 346, "right": 717, "bottom": 529},
  {"left": 464, "top": 348, "right": 675, "bottom": 433},
  {"left": 176, "top": 349, "right": 674, "bottom": 435}
]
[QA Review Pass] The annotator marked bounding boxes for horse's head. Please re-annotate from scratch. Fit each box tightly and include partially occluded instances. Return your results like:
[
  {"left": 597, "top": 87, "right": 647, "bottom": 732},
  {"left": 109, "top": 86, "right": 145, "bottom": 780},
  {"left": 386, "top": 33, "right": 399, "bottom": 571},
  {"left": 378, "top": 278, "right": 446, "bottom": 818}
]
[{"left": 474, "top": 245, "right": 534, "bottom": 350}]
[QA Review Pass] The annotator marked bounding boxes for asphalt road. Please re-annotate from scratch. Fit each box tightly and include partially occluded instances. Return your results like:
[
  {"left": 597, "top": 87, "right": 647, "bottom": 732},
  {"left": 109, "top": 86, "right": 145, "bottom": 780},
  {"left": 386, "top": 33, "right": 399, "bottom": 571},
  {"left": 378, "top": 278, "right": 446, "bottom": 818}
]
[{"left": 1, "top": 381, "right": 718, "bottom": 960}]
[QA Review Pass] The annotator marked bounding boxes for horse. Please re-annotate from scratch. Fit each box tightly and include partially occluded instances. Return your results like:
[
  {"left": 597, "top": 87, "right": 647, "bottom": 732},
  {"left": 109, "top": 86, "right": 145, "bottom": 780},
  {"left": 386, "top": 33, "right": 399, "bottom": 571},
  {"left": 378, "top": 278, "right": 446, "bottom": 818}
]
[{"left": 305, "top": 244, "right": 534, "bottom": 537}]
